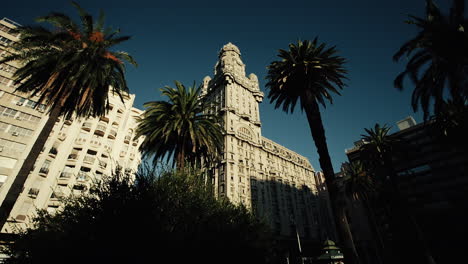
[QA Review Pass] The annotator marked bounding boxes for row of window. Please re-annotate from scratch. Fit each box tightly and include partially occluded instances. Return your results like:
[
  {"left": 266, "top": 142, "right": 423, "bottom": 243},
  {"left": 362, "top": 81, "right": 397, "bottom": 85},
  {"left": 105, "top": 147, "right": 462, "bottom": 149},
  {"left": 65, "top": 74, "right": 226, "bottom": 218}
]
[
  {"left": 0, "top": 90, "right": 46, "bottom": 111},
  {"left": 0, "top": 121, "right": 34, "bottom": 137},
  {"left": 0, "top": 63, "right": 17, "bottom": 74},
  {"left": 0, "top": 138, "right": 26, "bottom": 153},
  {"left": 0, "top": 24, "right": 19, "bottom": 37},
  {"left": 0, "top": 105, "right": 41, "bottom": 123},
  {"left": 0, "top": 36, "right": 13, "bottom": 46}
]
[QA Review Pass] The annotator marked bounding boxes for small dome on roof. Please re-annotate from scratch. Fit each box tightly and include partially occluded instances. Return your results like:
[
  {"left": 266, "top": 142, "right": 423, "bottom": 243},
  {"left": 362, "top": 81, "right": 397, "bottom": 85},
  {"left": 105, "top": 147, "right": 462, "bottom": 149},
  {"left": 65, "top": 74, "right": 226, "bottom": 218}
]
[
  {"left": 323, "top": 239, "right": 339, "bottom": 250},
  {"left": 219, "top": 42, "right": 241, "bottom": 56}
]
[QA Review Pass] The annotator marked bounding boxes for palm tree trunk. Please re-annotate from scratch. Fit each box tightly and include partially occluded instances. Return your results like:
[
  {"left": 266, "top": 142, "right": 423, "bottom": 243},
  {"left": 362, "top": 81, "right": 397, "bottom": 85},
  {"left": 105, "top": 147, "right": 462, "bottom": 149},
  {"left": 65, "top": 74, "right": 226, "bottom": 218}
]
[
  {"left": 360, "top": 193, "right": 385, "bottom": 264},
  {"left": 0, "top": 102, "right": 63, "bottom": 231},
  {"left": 303, "top": 97, "right": 360, "bottom": 264}
]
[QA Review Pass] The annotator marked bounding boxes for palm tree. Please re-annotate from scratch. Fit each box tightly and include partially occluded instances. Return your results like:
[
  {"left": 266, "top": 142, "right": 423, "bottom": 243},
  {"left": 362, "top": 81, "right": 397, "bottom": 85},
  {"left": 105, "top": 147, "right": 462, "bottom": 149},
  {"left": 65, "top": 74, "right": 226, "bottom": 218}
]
[
  {"left": 265, "top": 39, "right": 360, "bottom": 264},
  {"left": 431, "top": 98, "right": 468, "bottom": 146},
  {"left": 135, "top": 81, "right": 223, "bottom": 170},
  {"left": 393, "top": 0, "right": 468, "bottom": 119},
  {"left": 360, "top": 124, "right": 398, "bottom": 186},
  {"left": 343, "top": 161, "right": 384, "bottom": 264},
  {"left": 343, "top": 161, "right": 374, "bottom": 202},
  {"left": 0, "top": 2, "right": 136, "bottom": 230}
]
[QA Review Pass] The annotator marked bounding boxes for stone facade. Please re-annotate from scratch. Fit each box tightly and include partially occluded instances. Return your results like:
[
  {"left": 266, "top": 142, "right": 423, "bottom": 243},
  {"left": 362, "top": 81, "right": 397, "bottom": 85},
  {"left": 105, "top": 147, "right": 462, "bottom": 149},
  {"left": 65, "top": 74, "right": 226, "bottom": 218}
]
[{"left": 203, "top": 43, "right": 320, "bottom": 239}]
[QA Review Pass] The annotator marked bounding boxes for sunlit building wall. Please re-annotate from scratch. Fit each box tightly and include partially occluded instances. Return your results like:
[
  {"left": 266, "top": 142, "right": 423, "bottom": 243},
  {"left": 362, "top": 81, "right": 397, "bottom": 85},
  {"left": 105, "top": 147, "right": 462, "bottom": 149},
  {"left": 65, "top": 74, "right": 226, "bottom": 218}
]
[
  {"left": 0, "top": 17, "right": 143, "bottom": 233},
  {"left": 203, "top": 43, "right": 321, "bottom": 240}
]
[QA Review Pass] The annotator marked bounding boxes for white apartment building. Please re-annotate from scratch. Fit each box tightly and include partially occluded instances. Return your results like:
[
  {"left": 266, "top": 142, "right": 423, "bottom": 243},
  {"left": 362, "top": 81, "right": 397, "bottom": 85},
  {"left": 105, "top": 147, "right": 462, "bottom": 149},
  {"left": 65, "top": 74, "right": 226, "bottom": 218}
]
[
  {"left": 0, "top": 17, "right": 143, "bottom": 233},
  {"left": 203, "top": 43, "right": 320, "bottom": 239}
]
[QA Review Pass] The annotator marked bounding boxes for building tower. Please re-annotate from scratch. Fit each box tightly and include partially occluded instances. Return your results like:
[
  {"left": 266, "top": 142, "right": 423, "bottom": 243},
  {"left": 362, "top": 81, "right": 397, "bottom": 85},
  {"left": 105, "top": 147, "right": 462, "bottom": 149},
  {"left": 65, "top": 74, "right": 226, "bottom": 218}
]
[
  {"left": 202, "top": 43, "right": 320, "bottom": 240},
  {"left": 0, "top": 17, "right": 143, "bottom": 233}
]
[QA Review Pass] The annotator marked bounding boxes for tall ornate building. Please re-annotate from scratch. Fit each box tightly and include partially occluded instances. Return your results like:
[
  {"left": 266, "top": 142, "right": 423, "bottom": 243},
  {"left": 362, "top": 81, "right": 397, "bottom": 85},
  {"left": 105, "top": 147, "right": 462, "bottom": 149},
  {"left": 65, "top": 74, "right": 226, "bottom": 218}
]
[
  {"left": 0, "top": 17, "right": 143, "bottom": 233},
  {"left": 202, "top": 43, "right": 320, "bottom": 239}
]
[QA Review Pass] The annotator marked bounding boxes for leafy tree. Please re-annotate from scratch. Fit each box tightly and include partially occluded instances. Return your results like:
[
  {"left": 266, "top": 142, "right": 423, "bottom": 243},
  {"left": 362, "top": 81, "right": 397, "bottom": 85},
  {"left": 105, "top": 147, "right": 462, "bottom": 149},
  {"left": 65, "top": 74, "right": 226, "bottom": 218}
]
[
  {"left": 393, "top": 0, "right": 468, "bottom": 119},
  {"left": 265, "top": 39, "right": 360, "bottom": 264},
  {"left": 2, "top": 167, "right": 275, "bottom": 264},
  {"left": 135, "top": 81, "right": 224, "bottom": 170},
  {"left": 0, "top": 2, "right": 136, "bottom": 229}
]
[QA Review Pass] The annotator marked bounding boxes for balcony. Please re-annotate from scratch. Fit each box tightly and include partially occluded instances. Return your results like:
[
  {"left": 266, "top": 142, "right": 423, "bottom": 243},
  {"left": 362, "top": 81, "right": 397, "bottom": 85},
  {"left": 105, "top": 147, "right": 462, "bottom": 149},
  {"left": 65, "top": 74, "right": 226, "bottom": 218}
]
[
  {"left": 28, "top": 188, "right": 39, "bottom": 198},
  {"left": 90, "top": 139, "right": 102, "bottom": 148},
  {"left": 83, "top": 155, "right": 95, "bottom": 165},
  {"left": 95, "top": 124, "right": 106, "bottom": 136},
  {"left": 68, "top": 153, "right": 78, "bottom": 161},
  {"left": 38, "top": 167, "right": 49, "bottom": 177},
  {"left": 58, "top": 172, "right": 73, "bottom": 185},
  {"left": 119, "top": 151, "right": 127, "bottom": 158},
  {"left": 98, "top": 160, "right": 107, "bottom": 169},
  {"left": 48, "top": 147, "right": 58, "bottom": 158},
  {"left": 108, "top": 129, "right": 117, "bottom": 139},
  {"left": 81, "top": 122, "right": 92, "bottom": 131},
  {"left": 54, "top": 186, "right": 71, "bottom": 198},
  {"left": 58, "top": 132, "right": 66, "bottom": 141},
  {"left": 64, "top": 118, "right": 74, "bottom": 125},
  {"left": 124, "top": 135, "right": 131, "bottom": 144},
  {"left": 75, "top": 137, "right": 86, "bottom": 145}
]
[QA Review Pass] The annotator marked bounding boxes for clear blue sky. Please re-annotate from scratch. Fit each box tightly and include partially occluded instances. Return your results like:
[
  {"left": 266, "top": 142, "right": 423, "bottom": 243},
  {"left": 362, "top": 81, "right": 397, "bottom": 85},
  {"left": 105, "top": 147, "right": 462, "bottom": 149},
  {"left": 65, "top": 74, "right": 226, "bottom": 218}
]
[{"left": 2, "top": 0, "right": 454, "bottom": 172}]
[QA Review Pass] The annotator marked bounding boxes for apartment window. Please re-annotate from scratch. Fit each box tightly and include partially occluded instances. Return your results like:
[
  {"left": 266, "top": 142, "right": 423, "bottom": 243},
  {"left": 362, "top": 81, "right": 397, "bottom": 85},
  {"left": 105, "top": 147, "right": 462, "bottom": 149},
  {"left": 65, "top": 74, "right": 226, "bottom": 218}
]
[
  {"left": 0, "top": 138, "right": 26, "bottom": 153},
  {"left": 1, "top": 107, "right": 18, "bottom": 118},
  {"left": 0, "top": 156, "right": 17, "bottom": 169},
  {"left": 0, "top": 75, "right": 12, "bottom": 86},
  {"left": 17, "top": 112, "right": 41, "bottom": 123},
  {"left": 0, "top": 24, "right": 19, "bottom": 37},
  {"left": 0, "top": 36, "right": 13, "bottom": 46},
  {"left": 40, "top": 160, "right": 51, "bottom": 172},
  {"left": 0, "top": 63, "right": 17, "bottom": 73},
  {"left": 8, "top": 125, "right": 33, "bottom": 137},
  {"left": 0, "top": 121, "right": 8, "bottom": 132},
  {"left": 0, "top": 174, "right": 7, "bottom": 188}
]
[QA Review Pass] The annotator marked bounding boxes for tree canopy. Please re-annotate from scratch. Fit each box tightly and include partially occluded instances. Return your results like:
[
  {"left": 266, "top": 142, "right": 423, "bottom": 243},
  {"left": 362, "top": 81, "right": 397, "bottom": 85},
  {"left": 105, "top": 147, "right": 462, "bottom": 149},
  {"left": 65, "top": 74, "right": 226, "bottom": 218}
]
[{"left": 2, "top": 167, "right": 275, "bottom": 264}]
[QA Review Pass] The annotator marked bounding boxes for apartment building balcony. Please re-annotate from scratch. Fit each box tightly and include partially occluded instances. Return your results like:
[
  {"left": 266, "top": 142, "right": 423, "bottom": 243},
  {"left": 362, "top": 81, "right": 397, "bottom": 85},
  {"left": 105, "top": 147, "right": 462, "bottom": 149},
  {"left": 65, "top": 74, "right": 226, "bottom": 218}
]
[
  {"left": 48, "top": 200, "right": 61, "bottom": 207},
  {"left": 57, "top": 131, "right": 67, "bottom": 141},
  {"left": 90, "top": 139, "right": 102, "bottom": 148},
  {"left": 28, "top": 188, "right": 39, "bottom": 199},
  {"left": 83, "top": 155, "right": 96, "bottom": 165},
  {"left": 54, "top": 187, "right": 71, "bottom": 198},
  {"left": 119, "top": 151, "right": 127, "bottom": 157},
  {"left": 38, "top": 167, "right": 49, "bottom": 177},
  {"left": 67, "top": 153, "right": 79, "bottom": 161},
  {"left": 104, "top": 144, "right": 112, "bottom": 152},
  {"left": 75, "top": 137, "right": 86, "bottom": 145},
  {"left": 95, "top": 124, "right": 106, "bottom": 136},
  {"left": 58, "top": 172, "right": 73, "bottom": 185},
  {"left": 81, "top": 122, "right": 92, "bottom": 131},
  {"left": 64, "top": 118, "right": 74, "bottom": 125},
  {"left": 48, "top": 147, "right": 58, "bottom": 158},
  {"left": 108, "top": 129, "right": 117, "bottom": 139},
  {"left": 124, "top": 135, "right": 131, "bottom": 144},
  {"left": 98, "top": 160, "right": 107, "bottom": 169}
]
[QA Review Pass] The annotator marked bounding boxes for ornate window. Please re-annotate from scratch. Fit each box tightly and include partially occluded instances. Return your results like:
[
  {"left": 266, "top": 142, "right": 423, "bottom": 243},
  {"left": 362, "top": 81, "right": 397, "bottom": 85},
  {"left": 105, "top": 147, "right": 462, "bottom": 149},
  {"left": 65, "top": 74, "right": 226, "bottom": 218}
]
[{"left": 237, "top": 127, "right": 252, "bottom": 141}]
